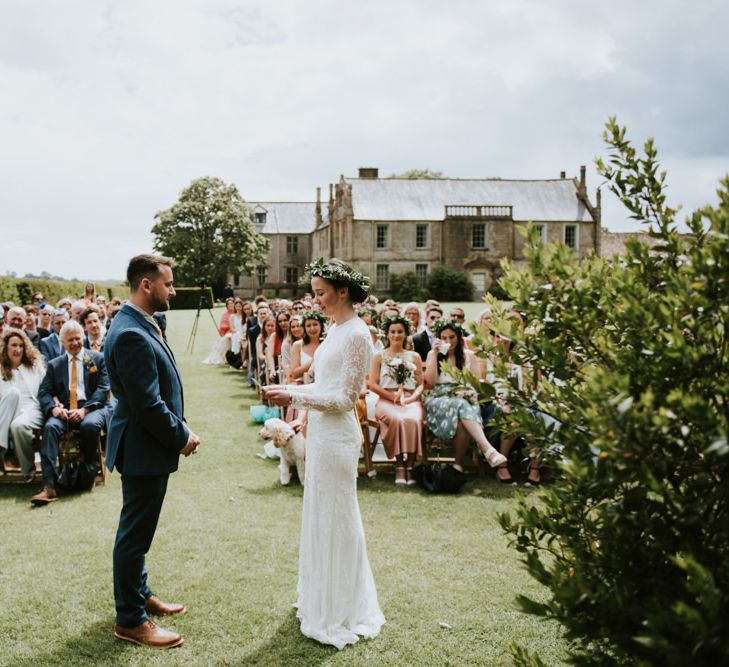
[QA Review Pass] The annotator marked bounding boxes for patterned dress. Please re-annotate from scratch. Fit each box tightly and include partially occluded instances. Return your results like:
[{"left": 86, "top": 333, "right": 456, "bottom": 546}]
[{"left": 424, "top": 351, "right": 482, "bottom": 439}]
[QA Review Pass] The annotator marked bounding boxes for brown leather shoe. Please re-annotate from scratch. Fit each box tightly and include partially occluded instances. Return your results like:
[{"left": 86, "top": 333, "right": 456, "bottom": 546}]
[
  {"left": 114, "top": 620, "right": 183, "bottom": 649},
  {"left": 30, "top": 486, "right": 58, "bottom": 506},
  {"left": 145, "top": 595, "right": 187, "bottom": 616}
]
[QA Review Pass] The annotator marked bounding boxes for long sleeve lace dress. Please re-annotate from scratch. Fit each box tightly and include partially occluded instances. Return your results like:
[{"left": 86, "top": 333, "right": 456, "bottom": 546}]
[{"left": 286, "top": 315, "right": 385, "bottom": 649}]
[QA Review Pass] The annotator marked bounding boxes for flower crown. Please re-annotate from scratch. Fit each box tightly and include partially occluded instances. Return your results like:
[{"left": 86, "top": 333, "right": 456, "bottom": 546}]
[
  {"left": 301, "top": 258, "right": 370, "bottom": 295},
  {"left": 300, "top": 310, "right": 328, "bottom": 328},
  {"left": 379, "top": 314, "right": 412, "bottom": 337},
  {"left": 431, "top": 317, "right": 467, "bottom": 339}
]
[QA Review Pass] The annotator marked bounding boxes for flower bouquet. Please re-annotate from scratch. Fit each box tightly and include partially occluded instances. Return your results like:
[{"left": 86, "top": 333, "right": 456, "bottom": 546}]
[{"left": 385, "top": 356, "right": 418, "bottom": 405}]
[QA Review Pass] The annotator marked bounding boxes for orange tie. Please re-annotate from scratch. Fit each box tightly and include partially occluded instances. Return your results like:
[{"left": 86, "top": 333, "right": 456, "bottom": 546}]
[
  {"left": 70, "top": 357, "right": 78, "bottom": 410},
  {"left": 92, "top": 341, "right": 100, "bottom": 351}
]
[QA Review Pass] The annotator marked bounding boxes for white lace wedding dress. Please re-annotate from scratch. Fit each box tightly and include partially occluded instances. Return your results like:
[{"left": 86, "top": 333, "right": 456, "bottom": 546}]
[{"left": 287, "top": 315, "right": 385, "bottom": 649}]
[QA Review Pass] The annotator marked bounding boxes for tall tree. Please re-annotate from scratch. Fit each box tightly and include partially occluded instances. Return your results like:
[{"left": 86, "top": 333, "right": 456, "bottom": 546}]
[{"left": 152, "top": 177, "right": 269, "bottom": 290}]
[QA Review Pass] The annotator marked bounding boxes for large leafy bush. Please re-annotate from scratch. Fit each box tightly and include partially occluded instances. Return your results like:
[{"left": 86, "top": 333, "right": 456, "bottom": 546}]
[{"left": 478, "top": 119, "right": 728, "bottom": 665}]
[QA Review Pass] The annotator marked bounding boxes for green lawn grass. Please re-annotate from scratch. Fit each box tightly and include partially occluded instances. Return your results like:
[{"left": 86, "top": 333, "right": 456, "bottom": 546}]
[{"left": 0, "top": 307, "right": 567, "bottom": 666}]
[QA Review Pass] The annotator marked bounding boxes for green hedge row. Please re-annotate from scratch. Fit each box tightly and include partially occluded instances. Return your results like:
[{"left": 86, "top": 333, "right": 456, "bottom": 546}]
[
  {"left": 169, "top": 287, "right": 214, "bottom": 310},
  {"left": 0, "top": 276, "right": 130, "bottom": 307}
]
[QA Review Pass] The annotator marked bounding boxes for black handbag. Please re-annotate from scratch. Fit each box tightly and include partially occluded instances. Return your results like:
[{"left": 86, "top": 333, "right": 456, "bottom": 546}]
[
  {"left": 57, "top": 461, "right": 99, "bottom": 492},
  {"left": 412, "top": 462, "right": 467, "bottom": 494}
]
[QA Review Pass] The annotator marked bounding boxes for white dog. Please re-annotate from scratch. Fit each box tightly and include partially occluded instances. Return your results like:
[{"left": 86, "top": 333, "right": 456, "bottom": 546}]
[{"left": 259, "top": 418, "right": 306, "bottom": 486}]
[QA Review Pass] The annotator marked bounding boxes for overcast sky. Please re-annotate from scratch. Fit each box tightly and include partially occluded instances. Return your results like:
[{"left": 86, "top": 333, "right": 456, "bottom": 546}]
[{"left": 2, "top": 0, "right": 727, "bottom": 281}]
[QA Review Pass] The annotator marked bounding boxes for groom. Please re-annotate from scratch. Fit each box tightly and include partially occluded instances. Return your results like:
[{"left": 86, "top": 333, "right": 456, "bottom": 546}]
[{"left": 104, "top": 254, "right": 201, "bottom": 649}]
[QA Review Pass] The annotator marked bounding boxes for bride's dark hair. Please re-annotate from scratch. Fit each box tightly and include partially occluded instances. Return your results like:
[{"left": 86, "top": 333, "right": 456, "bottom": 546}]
[{"left": 315, "top": 258, "right": 370, "bottom": 304}]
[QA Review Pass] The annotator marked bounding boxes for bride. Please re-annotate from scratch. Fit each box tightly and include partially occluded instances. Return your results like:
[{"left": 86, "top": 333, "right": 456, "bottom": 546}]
[{"left": 263, "top": 258, "right": 385, "bottom": 649}]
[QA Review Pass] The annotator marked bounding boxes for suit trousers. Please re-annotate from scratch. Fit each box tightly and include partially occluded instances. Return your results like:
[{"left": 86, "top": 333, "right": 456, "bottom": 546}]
[
  {"left": 40, "top": 409, "right": 107, "bottom": 485},
  {"left": 113, "top": 473, "right": 169, "bottom": 627},
  {"left": 0, "top": 388, "right": 43, "bottom": 474}
]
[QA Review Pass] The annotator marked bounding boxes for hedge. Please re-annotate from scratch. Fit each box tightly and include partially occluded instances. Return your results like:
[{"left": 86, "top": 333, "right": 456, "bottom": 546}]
[{"left": 0, "top": 276, "right": 129, "bottom": 306}]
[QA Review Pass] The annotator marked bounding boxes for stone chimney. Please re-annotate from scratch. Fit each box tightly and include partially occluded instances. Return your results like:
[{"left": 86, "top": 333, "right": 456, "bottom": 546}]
[
  {"left": 358, "top": 167, "right": 379, "bottom": 179},
  {"left": 315, "top": 187, "right": 322, "bottom": 225},
  {"left": 560, "top": 171, "right": 566, "bottom": 179}
]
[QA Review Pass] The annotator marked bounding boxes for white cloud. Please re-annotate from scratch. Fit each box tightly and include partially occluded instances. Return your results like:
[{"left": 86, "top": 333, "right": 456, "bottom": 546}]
[{"left": 0, "top": 0, "right": 726, "bottom": 278}]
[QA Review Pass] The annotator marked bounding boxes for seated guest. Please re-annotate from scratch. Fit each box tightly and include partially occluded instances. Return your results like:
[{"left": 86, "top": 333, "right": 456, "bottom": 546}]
[
  {"left": 255, "top": 315, "right": 277, "bottom": 385},
  {"left": 40, "top": 308, "right": 69, "bottom": 362},
  {"left": 6, "top": 307, "right": 39, "bottom": 348},
  {"left": 22, "top": 305, "right": 42, "bottom": 347},
  {"left": 243, "top": 302, "right": 270, "bottom": 386},
  {"left": 70, "top": 300, "right": 86, "bottom": 322},
  {"left": 225, "top": 299, "right": 247, "bottom": 369},
  {"left": 412, "top": 305, "right": 443, "bottom": 361},
  {"left": 369, "top": 315, "right": 425, "bottom": 486},
  {"left": 31, "top": 320, "right": 110, "bottom": 505},
  {"left": 281, "top": 316, "right": 304, "bottom": 383},
  {"left": 403, "top": 302, "right": 424, "bottom": 333},
  {"left": 37, "top": 304, "right": 53, "bottom": 339},
  {"left": 480, "top": 310, "right": 543, "bottom": 485},
  {"left": 95, "top": 295, "right": 108, "bottom": 330},
  {"left": 423, "top": 318, "right": 506, "bottom": 471},
  {"left": 56, "top": 297, "right": 73, "bottom": 314},
  {"left": 81, "top": 305, "right": 105, "bottom": 351},
  {"left": 202, "top": 298, "right": 236, "bottom": 365},
  {"left": 0, "top": 328, "right": 46, "bottom": 480},
  {"left": 290, "top": 311, "right": 324, "bottom": 383},
  {"left": 265, "top": 311, "right": 290, "bottom": 383}
]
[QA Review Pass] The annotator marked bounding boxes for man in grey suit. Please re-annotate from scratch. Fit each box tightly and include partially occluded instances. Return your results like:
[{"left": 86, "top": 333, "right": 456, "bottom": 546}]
[
  {"left": 39, "top": 308, "right": 69, "bottom": 362},
  {"left": 105, "top": 254, "right": 201, "bottom": 649}
]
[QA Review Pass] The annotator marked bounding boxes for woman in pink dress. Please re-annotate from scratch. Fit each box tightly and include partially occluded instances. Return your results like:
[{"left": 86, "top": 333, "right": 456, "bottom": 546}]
[{"left": 368, "top": 314, "right": 425, "bottom": 486}]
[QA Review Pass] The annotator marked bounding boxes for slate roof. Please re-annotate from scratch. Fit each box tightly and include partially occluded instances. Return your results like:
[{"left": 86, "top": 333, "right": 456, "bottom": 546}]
[
  {"left": 248, "top": 202, "right": 319, "bottom": 234},
  {"left": 347, "top": 177, "right": 594, "bottom": 222}
]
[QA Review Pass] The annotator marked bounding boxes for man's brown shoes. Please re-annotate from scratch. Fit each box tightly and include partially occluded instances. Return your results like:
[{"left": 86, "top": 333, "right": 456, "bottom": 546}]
[
  {"left": 114, "top": 620, "right": 183, "bottom": 649},
  {"left": 145, "top": 595, "right": 187, "bottom": 616},
  {"left": 30, "top": 486, "right": 57, "bottom": 506}
]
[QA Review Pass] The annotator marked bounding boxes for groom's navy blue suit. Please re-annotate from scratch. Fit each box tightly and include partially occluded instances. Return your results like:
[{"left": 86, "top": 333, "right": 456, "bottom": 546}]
[{"left": 104, "top": 303, "right": 189, "bottom": 628}]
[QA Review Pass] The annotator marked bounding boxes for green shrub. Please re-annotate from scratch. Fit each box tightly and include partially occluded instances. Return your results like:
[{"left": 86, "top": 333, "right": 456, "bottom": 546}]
[
  {"left": 169, "top": 286, "right": 214, "bottom": 310},
  {"left": 466, "top": 118, "right": 729, "bottom": 665},
  {"left": 389, "top": 271, "right": 425, "bottom": 302},
  {"left": 0, "top": 277, "right": 128, "bottom": 306},
  {"left": 426, "top": 266, "right": 474, "bottom": 301}
]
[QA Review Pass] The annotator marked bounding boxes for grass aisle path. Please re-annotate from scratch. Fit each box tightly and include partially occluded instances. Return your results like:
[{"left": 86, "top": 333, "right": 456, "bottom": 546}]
[{"left": 0, "top": 309, "right": 567, "bottom": 666}]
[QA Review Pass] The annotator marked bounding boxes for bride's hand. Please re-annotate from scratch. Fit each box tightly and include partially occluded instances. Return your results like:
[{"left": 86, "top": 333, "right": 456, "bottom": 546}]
[{"left": 262, "top": 386, "right": 292, "bottom": 406}]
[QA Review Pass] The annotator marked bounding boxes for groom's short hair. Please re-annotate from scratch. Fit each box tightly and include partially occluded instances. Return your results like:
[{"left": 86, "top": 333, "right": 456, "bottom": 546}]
[{"left": 127, "top": 254, "right": 173, "bottom": 291}]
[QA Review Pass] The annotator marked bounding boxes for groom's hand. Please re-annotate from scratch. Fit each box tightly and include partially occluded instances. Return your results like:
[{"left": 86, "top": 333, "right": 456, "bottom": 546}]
[{"left": 181, "top": 431, "right": 201, "bottom": 457}]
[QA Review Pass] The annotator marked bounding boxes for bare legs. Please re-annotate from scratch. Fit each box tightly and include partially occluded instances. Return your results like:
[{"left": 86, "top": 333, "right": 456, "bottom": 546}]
[{"left": 452, "top": 420, "right": 505, "bottom": 471}]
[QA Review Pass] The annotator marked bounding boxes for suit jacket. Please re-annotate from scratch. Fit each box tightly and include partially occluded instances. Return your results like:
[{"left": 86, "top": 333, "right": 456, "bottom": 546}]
[
  {"left": 412, "top": 329, "right": 433, "bottom": 362},
  {"left": 38, "top": 350, "right": 111, "bottom": 417},
  {"left": 104, "top": 304, "right": 188, "bottom": 476},
  {"left": 40, "top": 333, "right": 64, "bottom": 362},
  {"left": 246, "top": 320, "right": 262, "bottom": 360},
  {"left": 25, "top": 329, "right": 40, "bottom": 348},
  {"left": 83, "top": 335, "right": 105, "bottom": 351}
]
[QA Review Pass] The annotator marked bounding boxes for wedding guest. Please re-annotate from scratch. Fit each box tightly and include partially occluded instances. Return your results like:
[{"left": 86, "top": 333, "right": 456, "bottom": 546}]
[
  {"left": 22, "top": 306, "right": 42, "bottom": 347},
  {"left": 480, "top": 310, "right": 543, "bottom": 485},
  {"left": 403, "top": 302, "right": 424, "bottom": 333},
  {"left": 70, "top": 300, "right": 86, "bottom": 322},
  {"left": 83, "top": 282, "right": 96, "bottom": 305},
  {"left": 242, "top": 301, "right": 254, "bottom": 321},
  {"left": 281, "top": 316, "right": 304, "bottom": 383},
  {"left": 40, "top": 308, "right": 69, "bottom": 362},
  {"left": 31, "top": 320, "right": 111, "bottom": 505},
  {"left": 255, "top": 315, "right": 277, "bottom": 385},
  {"left": 218, "top": 298, "right": 235, "bottom": 336},
  {"left": 368, "top": 325, "right": 383, "bottom": 352},
  {"left": 244, "top": 302, "right": 270, "bottom": 386},
  {"left": 81, "top": 306, "right": 105, "bottom": 351},
  {"left": 369, "top": 315, "right": 424, "bottom": 486},
  {"left": 202, "top": 298, "right": 236, "bottom": 365},
  {"left": 423, "top": 318, "right": 506, "bottom": 471},
  {"left": 37, "top": 304, "right": 53, "bottom": 339},
  {"left": 5, "top": 307, "right": 31, "bottom": 340},
  {"left": 412, "top": 306, "right": 442, "bottom": 361},
  {"left": 225, "top": 299, "right": 247, "bottom": 369},
  {"left": 0, "top": 328, "right": 45, "bottom": 480},
  {"left": 290, "top": 311, "right": 325, "bottom": 383},
  {"left": 266, "top": 311, "right": 290, "bottom": 383},
  {"left": 56, "top": 297, "right": 73, "bottom": 313}
]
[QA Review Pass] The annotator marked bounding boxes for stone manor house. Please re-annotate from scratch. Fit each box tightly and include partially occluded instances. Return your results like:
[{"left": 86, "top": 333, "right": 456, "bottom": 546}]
[{"left": 234, "top": 166, "right": 604, "bottom": 300}]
